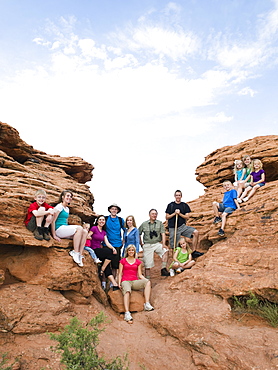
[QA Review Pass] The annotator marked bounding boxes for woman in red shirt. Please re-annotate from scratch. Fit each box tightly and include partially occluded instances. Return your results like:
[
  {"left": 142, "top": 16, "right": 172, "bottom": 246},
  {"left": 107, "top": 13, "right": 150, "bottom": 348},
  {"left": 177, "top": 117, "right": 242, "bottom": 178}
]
[{"left": 118, "top": 244, "right": 154, "bottom": 323}]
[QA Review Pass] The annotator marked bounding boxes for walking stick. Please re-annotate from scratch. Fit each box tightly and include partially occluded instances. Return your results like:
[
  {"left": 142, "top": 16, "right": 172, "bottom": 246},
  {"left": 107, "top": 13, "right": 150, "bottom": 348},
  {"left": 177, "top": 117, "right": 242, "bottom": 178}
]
[{"left": 173, "top": 213, "right": 178, "bottom": 253}]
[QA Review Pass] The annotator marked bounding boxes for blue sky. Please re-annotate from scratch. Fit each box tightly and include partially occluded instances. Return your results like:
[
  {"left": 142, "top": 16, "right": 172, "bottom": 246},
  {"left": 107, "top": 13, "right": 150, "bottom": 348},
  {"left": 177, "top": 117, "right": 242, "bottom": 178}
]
[{"left": 1, "top": 0, "right": 278, "bottom": 224}]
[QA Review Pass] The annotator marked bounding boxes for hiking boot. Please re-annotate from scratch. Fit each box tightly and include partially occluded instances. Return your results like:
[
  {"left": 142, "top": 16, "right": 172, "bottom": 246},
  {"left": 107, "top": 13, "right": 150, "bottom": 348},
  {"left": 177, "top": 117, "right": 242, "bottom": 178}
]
[
  {"left": 161, "top": 268, "right": 170, "bottom": 276},
  {"left": 213, "top": 216, "right": 222, "bottom": 224},
  {"left": 192, "top": 251, "right": 204, "bottom": 258},
  {"left": 33, "top": 227, "right": 43, "bottom": 241},
  {"left": 144, "top": 302, "right": 154, "bottom": 311},
  {"left": 218, "top": 228, "right": 225, "bottom": 236},
  {"left": 43, "top": 227, "right": 51, "bottom": 241}
]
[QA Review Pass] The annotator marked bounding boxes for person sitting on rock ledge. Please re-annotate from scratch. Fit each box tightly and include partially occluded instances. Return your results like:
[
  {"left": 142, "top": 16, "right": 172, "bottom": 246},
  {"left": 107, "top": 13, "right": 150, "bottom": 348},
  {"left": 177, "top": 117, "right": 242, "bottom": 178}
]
[
  {"left": 51, "top": 190, "right": 88, "bottom": 267},
  {"left": 212, "top": 181, "right": 240, "bottom": 237},
  {"left": 24, "top": 188, "right": 55, "bottom": 241},
  {"left": 118, "top": 244, "right": 154, "bottom": 323},
  {"left": 169, "top": 237, "right": 195, "bottom": 275}
]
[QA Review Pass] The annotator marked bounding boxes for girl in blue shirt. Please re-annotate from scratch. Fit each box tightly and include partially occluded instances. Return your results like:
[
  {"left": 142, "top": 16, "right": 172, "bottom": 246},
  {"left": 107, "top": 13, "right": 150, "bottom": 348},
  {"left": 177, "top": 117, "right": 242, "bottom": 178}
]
[{"left": 122, "top": 215, "right": 143, "bottom": 257}]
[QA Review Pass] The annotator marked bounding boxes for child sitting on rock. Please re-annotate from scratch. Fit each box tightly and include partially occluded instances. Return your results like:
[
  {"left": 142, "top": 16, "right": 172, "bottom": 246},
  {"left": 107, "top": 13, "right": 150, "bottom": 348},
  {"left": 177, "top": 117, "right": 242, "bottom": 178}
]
[
  {"left": 212, "top": 181, "right": 240, "bottom": 237},
  {"left": 233, "top": 159, "right": 246, "bottom": 196},
  {"left": 169, "top": 237, "right": 195, "bottom": 275},
  {"left": 24, "top": 189, "right": 55, "bottom": 241},
  {"left": 237, "top": 159, "right": 265, "bottom": 203},
  {"left": 83, "top": 223, "right": 101, "bottom": 264}
]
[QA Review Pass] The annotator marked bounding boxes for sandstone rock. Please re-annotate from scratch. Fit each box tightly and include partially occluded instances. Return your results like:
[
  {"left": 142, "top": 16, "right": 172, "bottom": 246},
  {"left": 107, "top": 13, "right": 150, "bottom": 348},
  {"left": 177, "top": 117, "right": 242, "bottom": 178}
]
[
  {"left": 1, "top": 122, "right": 278, "bottom": 370},
  {"left": 0, "top": 283, "right": 74, "bottom": 334},
  {"left": 0, "top": 269, "right": 4, "bottom": 285},
  {"left": 108, "top": 289, "right": 145, "bottom": 313},
  {"left": 196, "top": 135, "right": 278, "bottom": 187}
]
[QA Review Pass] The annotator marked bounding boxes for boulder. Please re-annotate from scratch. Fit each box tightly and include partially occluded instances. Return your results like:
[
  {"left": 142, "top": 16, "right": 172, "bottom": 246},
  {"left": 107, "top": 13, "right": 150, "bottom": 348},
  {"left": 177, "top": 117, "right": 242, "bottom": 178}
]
[{"left": 108, "top": 289, "right": 145, "bottom": 313}]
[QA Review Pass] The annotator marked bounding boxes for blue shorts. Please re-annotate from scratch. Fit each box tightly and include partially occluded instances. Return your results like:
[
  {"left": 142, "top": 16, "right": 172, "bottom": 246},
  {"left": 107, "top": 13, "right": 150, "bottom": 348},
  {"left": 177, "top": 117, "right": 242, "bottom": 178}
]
[
  {"left": 218, "top": 203, "right": 235, "bottom": 214},
  {"left": 250, "top": 183, "right": 265, "bottom": 188}
]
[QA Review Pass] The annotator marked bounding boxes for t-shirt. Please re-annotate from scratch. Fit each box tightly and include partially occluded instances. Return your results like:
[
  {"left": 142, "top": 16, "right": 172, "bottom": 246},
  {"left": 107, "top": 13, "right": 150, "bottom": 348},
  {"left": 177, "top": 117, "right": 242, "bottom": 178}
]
[
  {"left": 54, "top": 203, "right": 69, "bottom": 230},
  {"left": 176, "top": 247, "right": 189, "bottom": 263},
  {"left": 120, "top": 258, "right": 142, "bottom": 282},
  {"left": 223, "top": 189, "right": 237, "bottom": 209},
  {"left": 24, "top": 201, "right": 53, "bottom": 225},
  {"left": 165, "top": 201, "right": 191, "bottom": 228},
  {"left": 90, "top": 225, "right": 106, "bottom": 249},
  {"left": 251, "top": 169, "right": 265, "bottom": 184},
  {"left": 105, "top": 215, "right": 124, "bottom": 248}
]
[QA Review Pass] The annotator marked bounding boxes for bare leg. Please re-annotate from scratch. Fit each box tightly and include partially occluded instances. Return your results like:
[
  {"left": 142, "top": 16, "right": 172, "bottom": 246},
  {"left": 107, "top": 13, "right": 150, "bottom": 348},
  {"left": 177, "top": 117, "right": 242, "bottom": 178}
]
[
  {"left": 123, "top": 292, "right": 130, "bottom": 312},
  {"left": 245, "top": 185, "right": 260, "bottom": 201},
  {"left": 212, "top": 201, "right": 220, "bottom": 217},
  {"left": 191, "top": 230, "right": 199, "bottom": 251},
  {"left": 36, "top": 215, "right": 44, "bottom": 227},
  {"left": 221, "top": 213, "right": 228, "bottom": 231},
  {"left": 144, "top": 281, "right": 151, "bottom": 303},
  {"left": 239, "top": 186, "right": 252, "bottom": 200},
  {"left": 73, "top": 227, "right": 87, "bottom": 254},
  {"left": 45, "top": 214, "right": 54, "bottom": 228},
  {"left": 107, "top": 274, "right": 118, "bottom": 287},
  {"left": 182, "top": 260, "right": 196, "bottom": 269}
]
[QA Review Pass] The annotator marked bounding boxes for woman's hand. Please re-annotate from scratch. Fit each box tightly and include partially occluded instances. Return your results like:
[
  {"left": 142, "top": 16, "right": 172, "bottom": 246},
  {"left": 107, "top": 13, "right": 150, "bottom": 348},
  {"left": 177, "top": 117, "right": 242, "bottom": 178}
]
[
  {"left": 112, "top": 247, "right": 117, "bottom": 254},
  {"left": 53, "top": 235, "right": 61, "bottom": 242}
]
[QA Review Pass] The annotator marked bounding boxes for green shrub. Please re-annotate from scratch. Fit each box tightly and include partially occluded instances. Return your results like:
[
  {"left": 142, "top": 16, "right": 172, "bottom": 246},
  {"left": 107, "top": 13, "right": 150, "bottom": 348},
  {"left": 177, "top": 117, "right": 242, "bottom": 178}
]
[
  {"left": 50, "top": 312, "right": 129, "bottom": 370},
  {"left": 232, "top": 292, "right": 278, "bottom": 327},
  {"left": 0, "top": 353, "right": 12, "bottom": 370}
]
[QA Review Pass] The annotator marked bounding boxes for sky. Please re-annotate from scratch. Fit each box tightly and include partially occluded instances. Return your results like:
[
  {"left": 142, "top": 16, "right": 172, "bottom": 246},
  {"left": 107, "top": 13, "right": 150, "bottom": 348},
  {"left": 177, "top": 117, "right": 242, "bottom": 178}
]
[{"left": 1, "top": 0, "right": 278, "bottom": 225}]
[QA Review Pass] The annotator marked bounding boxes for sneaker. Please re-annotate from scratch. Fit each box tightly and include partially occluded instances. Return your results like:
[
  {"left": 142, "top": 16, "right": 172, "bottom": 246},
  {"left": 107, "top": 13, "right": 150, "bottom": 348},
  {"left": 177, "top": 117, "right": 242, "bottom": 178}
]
[
  {"left": 237, "top": 198, "right": 242, "bottom": 204},
  {"left": 169, "top": 269, "right": 175, "bottom": 277},
  {"left": 124, "top": 311, "right": 133, "bottom": 322},
  {"left": 218, "top": 228, "right": 225, "bottom": 236},
  {"left": 69, "top": 250, "right": 74, "bottom": 257},
  {"left": 43, "top": 227, "right": 51, "bottom": 241},
  {"left": 33, "top": 227, "right": 43, "bottom": 241},
  {"left": 71, "top": 251, "right": 81, "bottom": 264},
  {"left": 213, "top": 216, "right": 222, "bottom": 224},
  {"left": 101, "top": 281, "right": 106, "bottom": 290},
  {"left": 144, "top": 302, "right": 154, "bottom": 311},
  {"left": 243, "top": 197, "right": 249, "bottom": 202},
  {"left": 176, "top": 268, "right": 183, "bottom": 274},
  {"left": 94, "top": 258, "right": 102, "bottom": 264},
  {"left": 161, "top": 268, "right": 170, "bottom": 276},
  {"left": 78, "top": 255, "right": 84, "bottom": 267}
]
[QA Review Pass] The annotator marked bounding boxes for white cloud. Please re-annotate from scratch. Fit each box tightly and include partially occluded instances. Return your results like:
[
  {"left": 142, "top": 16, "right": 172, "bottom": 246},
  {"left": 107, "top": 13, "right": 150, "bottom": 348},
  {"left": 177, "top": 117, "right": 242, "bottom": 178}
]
[{"left": 238, "top": 87, "right": 257, "bottom": 97}]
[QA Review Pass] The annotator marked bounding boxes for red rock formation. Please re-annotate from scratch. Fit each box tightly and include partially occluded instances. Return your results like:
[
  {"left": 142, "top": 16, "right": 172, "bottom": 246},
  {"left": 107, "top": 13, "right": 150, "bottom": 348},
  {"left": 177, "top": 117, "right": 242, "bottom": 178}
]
[{"left": 0, "top": 122, "right": 278, "bottom": 370}]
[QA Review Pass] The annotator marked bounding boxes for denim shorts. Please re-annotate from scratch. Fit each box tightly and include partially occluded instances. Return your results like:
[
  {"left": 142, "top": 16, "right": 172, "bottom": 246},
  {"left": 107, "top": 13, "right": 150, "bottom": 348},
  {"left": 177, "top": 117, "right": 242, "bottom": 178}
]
[
  {"left": 218, "top": 203, "right": 235, "bottom": 214},
  {"left": 250, "top": 183, "right": 265, "bottom": 188}
]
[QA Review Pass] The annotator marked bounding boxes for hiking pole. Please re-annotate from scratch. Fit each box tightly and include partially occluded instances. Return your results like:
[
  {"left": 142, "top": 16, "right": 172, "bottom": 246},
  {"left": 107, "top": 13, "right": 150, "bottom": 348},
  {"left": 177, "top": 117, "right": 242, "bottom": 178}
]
[{"left": 173, "top": 213, "right": 178, "bottom": 253}]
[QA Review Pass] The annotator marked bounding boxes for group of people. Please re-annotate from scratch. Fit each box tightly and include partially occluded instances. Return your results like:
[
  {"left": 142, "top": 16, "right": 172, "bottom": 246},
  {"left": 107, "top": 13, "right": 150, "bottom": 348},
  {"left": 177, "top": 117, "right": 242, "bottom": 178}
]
[
  {"left": 213, "top": 155, "right": 266, "bottom": 236},
  {"left": 24, "top": 156, "right": 265, "bottom": 322}
]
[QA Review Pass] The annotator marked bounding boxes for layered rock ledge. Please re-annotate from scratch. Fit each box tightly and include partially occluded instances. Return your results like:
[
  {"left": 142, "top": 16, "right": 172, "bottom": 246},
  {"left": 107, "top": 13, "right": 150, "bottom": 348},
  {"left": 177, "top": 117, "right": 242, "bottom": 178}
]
[{"left": 0, "top": 122, "right": 278, "bottom": 370}]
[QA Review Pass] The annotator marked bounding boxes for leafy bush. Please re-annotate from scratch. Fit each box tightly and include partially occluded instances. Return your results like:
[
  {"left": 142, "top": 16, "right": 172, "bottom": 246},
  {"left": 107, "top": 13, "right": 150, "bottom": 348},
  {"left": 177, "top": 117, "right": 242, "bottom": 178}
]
[
  {"left": 50, "top": 312, "right": 129, "bottom": 370},
  {"left": 232, "top": 292, "right": 278, "bottom": 327},
  {"left": 0, "top": 353, "right": 12, "bottom": 370}
]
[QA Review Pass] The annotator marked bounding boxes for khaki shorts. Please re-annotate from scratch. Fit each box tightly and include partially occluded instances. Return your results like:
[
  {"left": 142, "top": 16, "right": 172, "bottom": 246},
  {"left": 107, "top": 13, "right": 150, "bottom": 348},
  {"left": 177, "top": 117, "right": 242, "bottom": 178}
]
[
  {"left": 143, "top": 243, "right": 167, "bottom": 269},
  {"left": 121, "top": 278, "right": 149, "bottom": 296}
]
